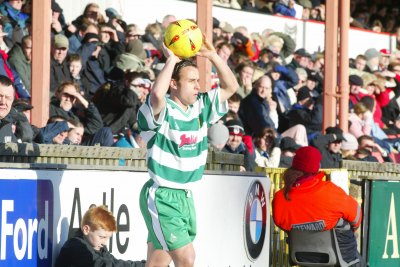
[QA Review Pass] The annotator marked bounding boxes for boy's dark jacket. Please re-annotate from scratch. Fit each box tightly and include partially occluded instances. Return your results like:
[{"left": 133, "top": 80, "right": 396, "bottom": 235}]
[{"left": 55, "top": 229, "right": 145, "bottom": 267}]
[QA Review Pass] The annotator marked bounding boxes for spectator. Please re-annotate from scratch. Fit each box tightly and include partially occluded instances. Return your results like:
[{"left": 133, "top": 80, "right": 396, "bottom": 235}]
[
  {"left": 274, "top": 0, "right": 296, "bottom": 17},
  {"left": 8, "top": 34, "right": 31, "bottom": 93},
  {"left": 272, "top": 146, "right": 363, "bottom": 265},
  {"left": 253, "top": 127, "right": 281, "bottom": 168},
  {"left": 0, "top": 0, "right": 29, "bottom": 41},
  {"left": 223, "top": 119, "right": 255, "bottom": 172},
  {"left": 50, "top": 0, "right": 66, "bottom": 35},
  {"left": 341, "top": 132, "right": 359, "bottom": 160},
  {"left": 311, "top": 126, "right": 346, "bottom": 168},
  {"left": 0, "top": 18, "right": 13, "bottom": 53},
  {"left": 0, "top": 75, "right": 17, "bottom": 143},
  {"left": 235, "top": 61, "right": 255, "bottom": 98},
  {"left": 93, "top": 71, "right": 149, "bottom": 135},
  {"left": 35, "top": 116, "right": 71, "bottom": 145},
  {"left": 348, "top": 102, "right": 372, "bottom": 138},
  {"left": 239, "top": 75, "right": 278, "bottom": 135},
  {"left": 286, "top": 48, "right": 311, "bottom": 70},
  {"left": 353, "top": 54, "right": 367, "bottom": 71},
  {"left": 227, "top": 92, "right": 242, "bottom": 114},
  {"left": 55, "top": 205, "right": 146, "bottom": 267},
  {"left": 279, "top": 136, "right": 301, "bottom": 167},
  {"left": 67, "top": 54, "right": 86, "bottom": 95},
  {"left": 213, "top": 0, "right": 241, "bottom": 10},
  {"left": 285, "top": 86, "right": 323, "bottom": 137},
  {"left": 348, "top": 74, "right": 366, "bottom": 108},
  {"left": 208, "top": 122, "right": 229, "bottom": 151},
  {"left": 356, "top": 135, "right": 383, "bottom": 162},
  {"left": 98, "top": 23, "right": 124, "bottom": 63},
  {"left": 78, "top": 32, "right": 106, "bottom": 97},
  {"left": 115, "top": 39, "right": 146, "bottom": 73},
  {"left": 50, "top": 34, "right": 71, "bottom": 94},
  {"left": 50, "top": 82, "right": 113, "bottom": 146},
  {"left": 124, "top": 24, "right": 145, "bottom": 44},
  {"left": 70, "top": 3, "right": 104, "bottom": 31},
  {"left": 364, "top": 48, "right": 380, "bottom": 73},
  {"left": 65, "top": 120, "right": 84, "bottom": 145}
]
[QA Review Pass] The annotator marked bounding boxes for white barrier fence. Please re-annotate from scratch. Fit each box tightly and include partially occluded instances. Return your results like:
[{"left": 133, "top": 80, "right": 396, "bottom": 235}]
[
  {"left": 58, "top": 0, "right": 396, "bottom": 58},
  {"left": 0, "top": 168, "right": 269, "bottom": 266}
]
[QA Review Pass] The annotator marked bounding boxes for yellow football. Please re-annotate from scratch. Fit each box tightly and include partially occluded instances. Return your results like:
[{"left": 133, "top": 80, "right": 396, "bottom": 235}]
[{"left": 164, "top": 19, "right": 203, "bottom": 59}]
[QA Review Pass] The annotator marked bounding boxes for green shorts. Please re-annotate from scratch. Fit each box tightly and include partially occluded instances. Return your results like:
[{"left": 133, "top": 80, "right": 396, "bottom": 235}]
[{"left": 139, "top": 179, "right": 197, "bottom": 251}]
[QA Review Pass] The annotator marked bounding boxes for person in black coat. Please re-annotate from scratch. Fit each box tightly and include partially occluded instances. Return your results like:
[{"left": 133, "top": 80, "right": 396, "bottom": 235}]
[
  {"left": 310, "top": 126, "right": 346, "bottom": 169},
  {"left": 239, "top": 75, "right": 277, "bottom": 136},
  {"left": 285, "top": 86, "right": 323, "bottom": 137},
  {"left": 55, "top": 205, "right": 145, "bottom": 267},
  {"left": 222, "top": 119, "right": 255, "bottom": 172},
  {"left": 50, "top": 82, "right": 113, "bottom": 146}
]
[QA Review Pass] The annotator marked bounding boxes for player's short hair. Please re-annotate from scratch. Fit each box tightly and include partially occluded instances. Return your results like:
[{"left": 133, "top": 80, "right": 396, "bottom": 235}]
[
  {"left": 81, "top": 205, "right": 117, "bottom": 232},
  {"left": 172, "top": 60, "right": 197, "bottom": 81}
]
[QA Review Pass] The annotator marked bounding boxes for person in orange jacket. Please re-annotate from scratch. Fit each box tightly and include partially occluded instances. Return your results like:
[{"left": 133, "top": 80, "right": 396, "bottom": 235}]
[{"left": 272, "top": 146, "right": 364, "bottom": 265}]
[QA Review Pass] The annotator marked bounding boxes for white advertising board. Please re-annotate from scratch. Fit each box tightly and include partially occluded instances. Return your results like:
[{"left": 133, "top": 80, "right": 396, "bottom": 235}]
[{"left": 0, "top": 168, "right": 269, "bottom": 266}]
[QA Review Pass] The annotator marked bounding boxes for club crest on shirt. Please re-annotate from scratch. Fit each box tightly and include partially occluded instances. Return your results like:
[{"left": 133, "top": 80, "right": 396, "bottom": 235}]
[{"left": 179, "top": 134, "right": 197, "bottom": 150}]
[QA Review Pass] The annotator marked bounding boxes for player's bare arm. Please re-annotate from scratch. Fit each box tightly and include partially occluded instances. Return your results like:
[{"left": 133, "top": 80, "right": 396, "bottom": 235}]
[
  {"left": 150, "top": 43, "right": 181, "bottom": 117},
  {"left": 197, "top": 35, "right": 239, "bottom": 103}
]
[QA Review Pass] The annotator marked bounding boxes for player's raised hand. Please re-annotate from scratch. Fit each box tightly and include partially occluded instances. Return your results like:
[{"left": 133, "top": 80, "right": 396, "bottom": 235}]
[
  {"left": 161, "top": 42, "right": 180, "bottom": 63},
  {"left": 196, "top": 34, "right": 217, "bottom": 59}
]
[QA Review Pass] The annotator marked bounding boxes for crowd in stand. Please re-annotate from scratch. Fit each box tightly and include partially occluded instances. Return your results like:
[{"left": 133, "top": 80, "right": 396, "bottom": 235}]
[{"left": 1, "top": 0, "right": 400, "bottom": 170}]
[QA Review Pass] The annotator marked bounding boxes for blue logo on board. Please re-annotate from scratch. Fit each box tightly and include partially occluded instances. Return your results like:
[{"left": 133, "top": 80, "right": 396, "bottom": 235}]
[
  {"left": 0, "top": 179, "right": 53, "bottom": 267},
  {"left": 244, "top": 180, "right": 267, "bottom": 261}
]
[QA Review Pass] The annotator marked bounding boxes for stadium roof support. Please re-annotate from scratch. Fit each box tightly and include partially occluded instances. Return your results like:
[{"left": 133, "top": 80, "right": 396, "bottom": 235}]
[
  {"left": 31, "top": 0, "right": 51, "bottom": 127},
  {"left": 324, "top": 0, "right": 350, "bottom": 132},
  {"left": 196, "top": 0, "right": 212, "bottom": 93}
]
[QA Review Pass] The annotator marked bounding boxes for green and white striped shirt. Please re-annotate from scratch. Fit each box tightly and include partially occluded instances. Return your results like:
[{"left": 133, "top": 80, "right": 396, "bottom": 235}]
[{"left": 138, "top": 88, "right": 228, "bottom": 189}]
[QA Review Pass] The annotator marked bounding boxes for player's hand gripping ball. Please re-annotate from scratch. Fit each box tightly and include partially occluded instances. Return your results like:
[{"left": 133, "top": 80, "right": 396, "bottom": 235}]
[{"left": 164, "top": 19, "right": 203, "bottom": 59}]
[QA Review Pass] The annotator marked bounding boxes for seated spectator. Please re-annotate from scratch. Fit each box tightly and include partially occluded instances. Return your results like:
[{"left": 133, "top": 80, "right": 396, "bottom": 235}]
[
  {"left": 364, "top": 48, "right": 380, "bottom": 73},
  {"left": 114, "top": 39, "right": 146, "bottom": 73},
  {"left": 253, "top": 127, "right": 281, "bottom": 168},
  {"left": 348, "top": 74, "right": 367, "bottom": 108},
  {"left": 356, "top": 135, "right": 386, "bottom": 162},
  {"left": 55, "top": 205, "right": 146, "bottom": 267},
  {"left": 78, "top": 32, "right": 106, "bottom": 97},
  {"left": 348, "top": 102, "right": 372, "bottom": 138},
  {"left": 50, "top": 34, "right": 71, "bottom": 94},
  {"left": 65, "top": 120, "right": 84, "bottom": 145},
  {"left": 0, "top": 75, "right": 17, "bottom": 143},
  {"left": 279, "top": 136, "right": 301, "bottom": 167},
  {"left": 8, "top": 35, "right": 31, "bottom": 93},
  {"left": 239, "top": 75, "right": 278, "bottom": 135},
  {"left": 353, "top": 54, "right": 367, "bottom": 71},
  {"left": 223, "top": 119, "right": 254, "bottom": 172},
  {"left": 0, "top": 18, "right": 13, "bottom": 53},
  {"left": 208, "top": 122, "right": 229, "bottom": 151},
  {"left": 234, "top": 61, "right": 255, "bottom": 98},
  {"left": 67, "top": 54, "right": 86, "bottom": 95},
  {"left": 310, "top": 126, "right": 346, "bottom": 168},
  {"left": 227, "top": 92, "right": 242, "bottom": 114},
  {"left": 286, "top": 48, "right": 311, "bottom": 71},
  {"left": 285, "top": 87, "right": 323, "bottom": 138},
  {"left": 35, "top": 116, "right": 71, "bottom": 145},
  {"left": 0, "top": 0, "right": 29, "bottom": 41},
  {"left": 341, "top": 132, "right": 359, "bottom": 160},
  {"left": 50, "top": 82, "right": 113, "bottom": 147},
  {"left": 70, "top": 3, "right": 104, "bottom": 30},
  {"left": 272, "top": 146, "right": 363, "bottom": 265},
  {"left": 274, "top": 0, "right": 296, "bottom": 17},
  {"left": 213, "top": 0, "right": 241, "bottom": 10},
  {"left": 93, "top": 70, "right": 149, "bottom": 135},
  {"left": 98, "top": 23, "right": 124, "bottom": 63},
  {"left": 9, "top": 99, "right": 33, "bottom": 143}
]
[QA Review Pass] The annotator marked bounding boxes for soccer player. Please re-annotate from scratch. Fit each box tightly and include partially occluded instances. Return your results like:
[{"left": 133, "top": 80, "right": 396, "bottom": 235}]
[{"left": 137, "top": 36, "right": 239, "bottom": 266}]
